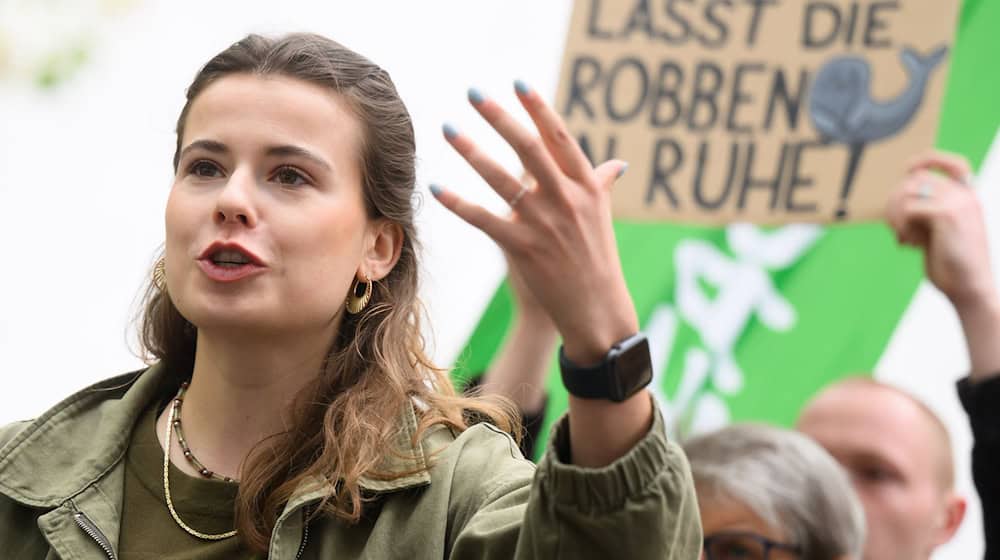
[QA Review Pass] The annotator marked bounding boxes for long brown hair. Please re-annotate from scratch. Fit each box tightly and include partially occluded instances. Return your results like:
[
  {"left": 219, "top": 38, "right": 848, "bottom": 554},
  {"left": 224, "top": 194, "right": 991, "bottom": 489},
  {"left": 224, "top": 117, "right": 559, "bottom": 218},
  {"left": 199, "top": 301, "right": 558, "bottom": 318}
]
[{"left": 140, "top": 33, "right": 519, "bottom": 552}]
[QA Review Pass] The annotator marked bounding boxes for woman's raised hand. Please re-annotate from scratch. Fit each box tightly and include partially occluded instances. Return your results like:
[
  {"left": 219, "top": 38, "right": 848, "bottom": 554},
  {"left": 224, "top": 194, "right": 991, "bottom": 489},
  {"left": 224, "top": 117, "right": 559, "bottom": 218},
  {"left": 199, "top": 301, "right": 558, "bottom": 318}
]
[
  {"left": 886, "top": 151, "right": 992, "bottom": 308},
  {"left": 431, "top": 81, "right": 637, "bottom": 365},
  {"left": 885, "top": 150, "right": 1000, "bottom": 381}
]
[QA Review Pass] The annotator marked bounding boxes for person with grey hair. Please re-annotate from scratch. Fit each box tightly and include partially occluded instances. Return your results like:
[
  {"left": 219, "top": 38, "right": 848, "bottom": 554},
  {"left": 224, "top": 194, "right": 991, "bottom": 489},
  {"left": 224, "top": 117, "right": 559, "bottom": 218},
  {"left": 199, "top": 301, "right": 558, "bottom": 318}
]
[{"left": 684, "top": 424, "right": 865, "bottom": 560}]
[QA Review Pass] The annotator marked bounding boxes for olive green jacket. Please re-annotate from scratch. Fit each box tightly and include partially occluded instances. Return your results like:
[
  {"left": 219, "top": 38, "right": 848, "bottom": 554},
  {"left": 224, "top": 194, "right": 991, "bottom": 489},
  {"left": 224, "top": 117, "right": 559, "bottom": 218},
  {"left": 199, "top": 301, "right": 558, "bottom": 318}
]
[{"left": 0, "top": 364, "right": 701, "bottom": 559}]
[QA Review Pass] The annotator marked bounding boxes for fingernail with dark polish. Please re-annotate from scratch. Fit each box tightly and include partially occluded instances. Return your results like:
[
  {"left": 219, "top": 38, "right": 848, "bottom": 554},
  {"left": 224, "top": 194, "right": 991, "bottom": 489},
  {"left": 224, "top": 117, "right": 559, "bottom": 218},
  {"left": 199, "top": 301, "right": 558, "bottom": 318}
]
[
  {"left": 442, "top": 123, "right": 459, "bottom": 139},
  {"left": 429, "top": 184, "right": 443, "bottom": 197},
  {"left": 467, "top": 88, "right": 485, "bottom": 105},
  {"left": 617, "top": 163, "right": 629, "bottom": 178},
  {"left": 514, "top": 80, "right": 530, "bottom": 95}
]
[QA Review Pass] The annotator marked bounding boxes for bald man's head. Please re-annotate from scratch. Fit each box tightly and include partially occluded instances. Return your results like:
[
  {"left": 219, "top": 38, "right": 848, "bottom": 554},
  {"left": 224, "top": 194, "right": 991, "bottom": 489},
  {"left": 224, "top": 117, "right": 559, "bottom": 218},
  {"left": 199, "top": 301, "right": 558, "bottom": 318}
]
[
  {"left": 801, "top": 378, "right": 954, "bottom": 488},
  {"left": 797, "top": 377, "right": 965, "bottom": 560}
]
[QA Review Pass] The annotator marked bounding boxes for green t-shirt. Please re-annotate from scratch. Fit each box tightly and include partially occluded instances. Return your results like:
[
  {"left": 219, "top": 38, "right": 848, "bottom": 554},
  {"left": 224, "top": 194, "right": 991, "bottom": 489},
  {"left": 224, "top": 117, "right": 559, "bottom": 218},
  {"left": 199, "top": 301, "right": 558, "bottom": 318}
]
[{"left": 119, "top": 402, "right": 264, "bottom": 559}]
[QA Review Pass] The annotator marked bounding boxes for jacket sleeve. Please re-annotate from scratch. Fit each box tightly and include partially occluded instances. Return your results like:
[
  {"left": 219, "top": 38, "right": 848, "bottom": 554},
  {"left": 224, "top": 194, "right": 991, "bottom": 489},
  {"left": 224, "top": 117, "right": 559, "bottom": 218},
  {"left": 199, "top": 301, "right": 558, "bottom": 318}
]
[
  {"left": 461, "top": 375, "right": 548, "bottom": 461},
  {"left": 957, "top": 376, "right": 1000, "bottom": 560},
  {"left": 448, "top": 403, "right": 702, "bottom": 560}
]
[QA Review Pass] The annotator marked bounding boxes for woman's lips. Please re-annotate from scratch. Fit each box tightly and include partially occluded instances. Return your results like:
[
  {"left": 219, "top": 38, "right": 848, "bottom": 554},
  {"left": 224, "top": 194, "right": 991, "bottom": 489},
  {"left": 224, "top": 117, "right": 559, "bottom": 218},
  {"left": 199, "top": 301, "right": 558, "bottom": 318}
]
[{"left": 197, "top": 259, "right": 267, "bottom": 283}]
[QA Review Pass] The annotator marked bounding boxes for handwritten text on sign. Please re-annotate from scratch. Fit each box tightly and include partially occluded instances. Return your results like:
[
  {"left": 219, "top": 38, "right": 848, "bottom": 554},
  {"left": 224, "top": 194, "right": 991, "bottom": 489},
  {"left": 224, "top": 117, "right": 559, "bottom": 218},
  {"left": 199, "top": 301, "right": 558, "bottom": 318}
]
[{"left": 555, "top": 0, "right": 959, "bottom": 224}]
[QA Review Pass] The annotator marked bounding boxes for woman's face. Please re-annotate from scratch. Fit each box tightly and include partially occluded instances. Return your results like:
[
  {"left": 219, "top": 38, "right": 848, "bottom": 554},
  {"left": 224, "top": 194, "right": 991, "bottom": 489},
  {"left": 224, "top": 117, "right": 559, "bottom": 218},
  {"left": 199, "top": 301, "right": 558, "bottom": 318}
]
[
  {"left": 165, "top": 73, "right": 372, "bottom": 337},
  {"left": 699, "top": 494, "right": 801, "bottom": 560}
]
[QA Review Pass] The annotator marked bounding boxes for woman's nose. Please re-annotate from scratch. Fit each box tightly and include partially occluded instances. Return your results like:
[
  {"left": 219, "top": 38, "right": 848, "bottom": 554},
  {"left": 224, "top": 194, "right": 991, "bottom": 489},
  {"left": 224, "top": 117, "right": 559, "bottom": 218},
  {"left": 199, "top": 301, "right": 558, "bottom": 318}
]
[{"left": 214, "top": 169, "right": 258, "bottom": 227}]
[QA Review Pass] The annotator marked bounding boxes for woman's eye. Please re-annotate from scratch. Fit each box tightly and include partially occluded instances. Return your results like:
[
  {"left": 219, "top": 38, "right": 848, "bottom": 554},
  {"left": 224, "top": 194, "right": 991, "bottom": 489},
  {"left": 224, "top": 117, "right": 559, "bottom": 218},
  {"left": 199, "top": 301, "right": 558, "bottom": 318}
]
[
  {"left": 273, "top": 166, "right": 308, "bottom": 187},
  {"left": 190, "top": 161, "right": 223, "bottom": 178}
]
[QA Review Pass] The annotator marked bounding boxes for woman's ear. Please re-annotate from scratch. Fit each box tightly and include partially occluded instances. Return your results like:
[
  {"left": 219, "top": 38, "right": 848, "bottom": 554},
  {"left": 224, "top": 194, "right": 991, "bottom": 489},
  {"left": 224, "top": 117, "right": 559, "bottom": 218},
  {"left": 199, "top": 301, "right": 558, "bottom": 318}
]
[{"left": 362, "top": 219, "right": 404, "bottom": 281}]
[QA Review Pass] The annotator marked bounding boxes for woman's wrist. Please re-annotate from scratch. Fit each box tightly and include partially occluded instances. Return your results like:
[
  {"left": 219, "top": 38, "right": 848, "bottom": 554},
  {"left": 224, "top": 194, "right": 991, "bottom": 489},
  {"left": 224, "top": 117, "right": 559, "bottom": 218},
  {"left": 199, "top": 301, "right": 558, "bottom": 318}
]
[
  {"left": 513, "top": 308, "right": 557, "bottom": 333},
  {"left": 567, "top": 389, "right": 654, "bottom": 467},
  {"left": 560, "top": 306, "right": 639, "bottom": 365}
]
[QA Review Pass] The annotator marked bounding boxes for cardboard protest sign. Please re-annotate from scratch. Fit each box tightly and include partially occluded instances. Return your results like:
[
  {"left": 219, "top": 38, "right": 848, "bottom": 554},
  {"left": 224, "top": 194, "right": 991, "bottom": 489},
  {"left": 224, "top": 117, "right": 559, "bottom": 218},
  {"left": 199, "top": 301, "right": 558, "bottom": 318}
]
[{"left": 555, "top": 0, "right": 961, "bottom": 224}]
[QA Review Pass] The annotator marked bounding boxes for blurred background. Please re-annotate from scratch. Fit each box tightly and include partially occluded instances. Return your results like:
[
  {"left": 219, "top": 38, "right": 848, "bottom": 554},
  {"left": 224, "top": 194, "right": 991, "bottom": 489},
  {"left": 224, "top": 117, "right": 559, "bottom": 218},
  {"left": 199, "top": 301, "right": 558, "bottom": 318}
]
[{"left": 0, "top": 1, "right": 996, "bottom": 557}]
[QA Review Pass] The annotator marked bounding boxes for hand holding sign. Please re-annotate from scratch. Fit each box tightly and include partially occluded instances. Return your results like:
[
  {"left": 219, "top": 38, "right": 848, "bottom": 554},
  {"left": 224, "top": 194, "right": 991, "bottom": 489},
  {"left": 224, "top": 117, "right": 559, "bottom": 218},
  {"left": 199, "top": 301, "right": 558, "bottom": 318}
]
[
  {"left": 886, "top": 151, "right": 992, "bottom": 310},
  {"left": 887, "top": 150, "right": 1000, "bottom": 382}
]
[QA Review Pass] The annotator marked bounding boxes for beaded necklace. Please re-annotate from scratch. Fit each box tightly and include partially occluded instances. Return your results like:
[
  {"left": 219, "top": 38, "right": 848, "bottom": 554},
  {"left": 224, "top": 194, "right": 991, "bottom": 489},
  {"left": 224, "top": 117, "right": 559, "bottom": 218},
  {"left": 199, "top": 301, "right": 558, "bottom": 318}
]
[
  {"left": 162, "top": 382, "right": 238, "bottom": 540},
  {"left": 171, "top": 382, "right": 238, "bottom": 483}
]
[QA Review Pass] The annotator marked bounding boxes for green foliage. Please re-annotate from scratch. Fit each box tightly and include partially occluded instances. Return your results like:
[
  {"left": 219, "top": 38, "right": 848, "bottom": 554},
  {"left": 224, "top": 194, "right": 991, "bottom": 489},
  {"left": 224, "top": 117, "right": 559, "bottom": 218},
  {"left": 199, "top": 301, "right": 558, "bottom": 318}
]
[{"left": 34, "top": 41, "right": 90, "bottom": 89}]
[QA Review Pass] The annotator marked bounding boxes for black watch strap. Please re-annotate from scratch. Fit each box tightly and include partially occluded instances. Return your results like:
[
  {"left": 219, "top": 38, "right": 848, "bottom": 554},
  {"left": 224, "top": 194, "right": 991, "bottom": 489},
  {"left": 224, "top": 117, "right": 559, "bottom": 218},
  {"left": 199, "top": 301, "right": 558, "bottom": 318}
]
[
  {"left": 559, "top": 347, "right": 612, "bottom": 399},
  {"left": 559, "top": 333, "right": 653, "bottom": 402}
]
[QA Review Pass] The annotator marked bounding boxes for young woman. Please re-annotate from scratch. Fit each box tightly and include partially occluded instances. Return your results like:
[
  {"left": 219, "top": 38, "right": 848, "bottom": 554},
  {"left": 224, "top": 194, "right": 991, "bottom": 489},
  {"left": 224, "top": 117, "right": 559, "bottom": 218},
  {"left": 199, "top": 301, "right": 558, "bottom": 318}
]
[{"left": 0, "top": 34, "right": 700, "bottom": 558}]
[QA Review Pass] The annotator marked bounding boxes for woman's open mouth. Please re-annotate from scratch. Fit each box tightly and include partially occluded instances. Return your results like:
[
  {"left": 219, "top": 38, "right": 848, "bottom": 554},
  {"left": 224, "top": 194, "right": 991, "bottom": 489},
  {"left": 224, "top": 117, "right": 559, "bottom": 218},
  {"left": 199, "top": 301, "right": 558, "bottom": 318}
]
[{"left": 197, "top": 242, "right": 267, "bottom": 283}]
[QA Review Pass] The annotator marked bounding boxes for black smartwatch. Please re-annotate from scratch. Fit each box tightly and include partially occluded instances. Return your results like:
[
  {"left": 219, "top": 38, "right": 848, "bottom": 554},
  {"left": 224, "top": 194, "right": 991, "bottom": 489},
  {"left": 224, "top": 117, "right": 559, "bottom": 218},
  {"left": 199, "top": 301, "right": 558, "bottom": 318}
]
[{"left": 559, "top": 333, "right": 653, "bottom": 402}]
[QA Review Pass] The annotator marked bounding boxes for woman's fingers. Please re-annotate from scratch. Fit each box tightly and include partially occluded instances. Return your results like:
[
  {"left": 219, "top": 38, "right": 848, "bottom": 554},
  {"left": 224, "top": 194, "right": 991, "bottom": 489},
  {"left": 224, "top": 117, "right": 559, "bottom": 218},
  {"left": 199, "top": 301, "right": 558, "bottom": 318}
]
[
  {"left": 466, "top": 88, "right": 563, "bottom": 196},
  {"left": 442, "top": 123, "right": 529, "bottom": 207},
  {"left": 891, "top": 173, "right": 946, "bottom": 247},
  {"left": 906, "top": 168, "right": 966, "bottom": 204},
  {"left": 428, "top": 184, "right": 514, "bottom": 246},
  {"left": 595, "top": 160, "right": 628, "bottom": 192},
  {"left": 907, "top": 150, "right": 973, "bottom": 185},
  {"left": 513, "top": 80, "right": 595, "bottom": 185},
  {"left": 896, "top": 200, "right": 935, "bottom": 247}
]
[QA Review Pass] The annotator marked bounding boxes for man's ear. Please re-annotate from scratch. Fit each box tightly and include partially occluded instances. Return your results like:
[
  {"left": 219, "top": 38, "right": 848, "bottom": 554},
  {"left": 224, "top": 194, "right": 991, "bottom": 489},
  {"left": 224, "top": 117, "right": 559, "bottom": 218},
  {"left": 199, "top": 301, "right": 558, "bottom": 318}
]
[
  {"left": 362, "top": 219, "right": 404, "bottom": 281},
  {"left": 933, "top": 492, "right": 966, "bottom": 546}
]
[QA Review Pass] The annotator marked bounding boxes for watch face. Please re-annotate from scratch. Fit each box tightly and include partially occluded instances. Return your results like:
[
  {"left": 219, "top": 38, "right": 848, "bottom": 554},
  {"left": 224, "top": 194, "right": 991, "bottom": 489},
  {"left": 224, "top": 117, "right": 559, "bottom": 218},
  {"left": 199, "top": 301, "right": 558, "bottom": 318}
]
[{"left": 613, "top": 336, "right": 653, "bottom": 401}]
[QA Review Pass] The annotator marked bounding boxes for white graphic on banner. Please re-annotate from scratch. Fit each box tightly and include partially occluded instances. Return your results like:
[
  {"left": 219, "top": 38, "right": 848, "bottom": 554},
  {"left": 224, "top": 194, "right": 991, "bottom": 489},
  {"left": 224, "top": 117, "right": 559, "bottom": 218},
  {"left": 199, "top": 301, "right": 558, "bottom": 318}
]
[{"left": 644, "top": 224, "right": 823, "bottom": 437}]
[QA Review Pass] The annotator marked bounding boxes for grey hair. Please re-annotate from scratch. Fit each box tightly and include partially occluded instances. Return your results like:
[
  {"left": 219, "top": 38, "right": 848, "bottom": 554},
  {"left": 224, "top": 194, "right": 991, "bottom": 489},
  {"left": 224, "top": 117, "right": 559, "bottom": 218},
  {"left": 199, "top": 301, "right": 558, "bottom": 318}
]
[{"left": 684, "top": 424, "right": 865, "bottom": 559}]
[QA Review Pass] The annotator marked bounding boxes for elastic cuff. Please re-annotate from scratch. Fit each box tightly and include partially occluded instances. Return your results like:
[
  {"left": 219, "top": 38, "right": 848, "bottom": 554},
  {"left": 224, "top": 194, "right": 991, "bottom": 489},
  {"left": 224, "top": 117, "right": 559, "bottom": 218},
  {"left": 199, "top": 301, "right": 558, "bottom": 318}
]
[
  {"left": 537, "top": 400, "right": 689, "bottom": 513},
  {"left": 957, "top": 375, "right": 1000, "bottom": 443}
]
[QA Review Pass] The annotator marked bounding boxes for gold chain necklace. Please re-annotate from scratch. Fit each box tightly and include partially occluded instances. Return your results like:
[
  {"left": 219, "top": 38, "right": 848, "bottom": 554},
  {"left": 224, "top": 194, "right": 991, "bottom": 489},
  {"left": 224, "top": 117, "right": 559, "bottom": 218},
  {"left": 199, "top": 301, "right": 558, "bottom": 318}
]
[{"left": 162, "top": 385, "right": 238, "bottom": 541}]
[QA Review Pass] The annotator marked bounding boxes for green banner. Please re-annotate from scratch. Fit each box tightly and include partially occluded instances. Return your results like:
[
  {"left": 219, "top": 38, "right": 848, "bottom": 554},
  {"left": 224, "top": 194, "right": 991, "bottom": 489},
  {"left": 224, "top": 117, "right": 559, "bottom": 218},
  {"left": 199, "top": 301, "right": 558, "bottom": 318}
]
[{"left": 453, "top": 0, "right": 1000, "bottom": 458}]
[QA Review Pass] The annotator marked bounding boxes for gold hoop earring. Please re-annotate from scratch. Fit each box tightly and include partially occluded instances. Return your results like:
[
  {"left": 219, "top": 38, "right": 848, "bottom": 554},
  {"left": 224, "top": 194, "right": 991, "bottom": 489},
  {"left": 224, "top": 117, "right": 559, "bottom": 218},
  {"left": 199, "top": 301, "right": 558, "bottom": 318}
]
[
  {"left": 346, "top": 275, "right": 373, "bottom": 314},
  {"left": 153, "top": 258, "right": 167, "bottom": 291}
]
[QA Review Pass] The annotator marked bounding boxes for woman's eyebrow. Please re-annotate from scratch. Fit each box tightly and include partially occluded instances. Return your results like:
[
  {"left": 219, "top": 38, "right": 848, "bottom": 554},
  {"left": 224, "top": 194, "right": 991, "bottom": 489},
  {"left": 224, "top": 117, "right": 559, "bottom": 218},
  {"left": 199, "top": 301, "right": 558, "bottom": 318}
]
[
  {"left": 178, "top": 139, "right": 228, "bottom": 161},
  {"left": 177, "top": 141, "right": 333, "bottom": 172},
  {"left": 266, "top": 145, "right": 333, "bottom": 172}
]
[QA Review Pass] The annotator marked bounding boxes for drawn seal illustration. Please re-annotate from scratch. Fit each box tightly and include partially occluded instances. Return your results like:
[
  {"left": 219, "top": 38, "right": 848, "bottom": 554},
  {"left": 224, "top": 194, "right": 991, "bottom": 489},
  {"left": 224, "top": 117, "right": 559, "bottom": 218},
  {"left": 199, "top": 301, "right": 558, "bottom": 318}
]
[{"left": 808, "top": 45, "right": 948, "bottom": 219}]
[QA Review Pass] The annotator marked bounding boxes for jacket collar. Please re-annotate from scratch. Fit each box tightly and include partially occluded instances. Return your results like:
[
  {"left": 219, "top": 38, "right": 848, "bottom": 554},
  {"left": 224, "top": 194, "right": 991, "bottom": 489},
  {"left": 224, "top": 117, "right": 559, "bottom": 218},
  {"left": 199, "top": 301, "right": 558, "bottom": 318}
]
[
  {"left": 0, "top": 366, "right": 156, "bottom": 508},
  {"left": 0, "top": 363, "right": 434, "bottom": 509}
]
